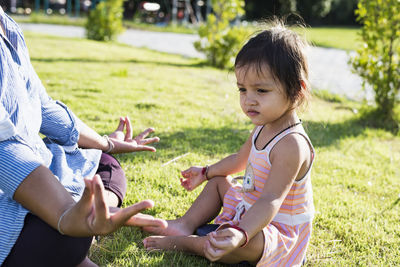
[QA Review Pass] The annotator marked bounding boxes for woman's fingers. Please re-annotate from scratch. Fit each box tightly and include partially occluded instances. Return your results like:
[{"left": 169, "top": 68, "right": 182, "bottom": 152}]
[
  {"left": 141, "top": 137, "right": 160, "bottom": 145},
  {"left": 136, "top": 127, "right": 155, "bottom": 141},
  {"left": 125, "top": 116, "right": 133, "bottom": 141},
  {"left": 116, "top": 117, "right": 125, "bottom": 132},
  {"left": 80, "top": 177, "right": 94, "bottom": 208},
  {"left": 126, "top": 213, "right": 168, "bottom": 228},
  {"left": 111, "top": 200, "right": 155, "bottom": 226},
  {"left": 92, "top": 175, "right": 109, "bottom": 230},
  {"left": 136, "top": 145, "right": 157, "bottom": 152}
]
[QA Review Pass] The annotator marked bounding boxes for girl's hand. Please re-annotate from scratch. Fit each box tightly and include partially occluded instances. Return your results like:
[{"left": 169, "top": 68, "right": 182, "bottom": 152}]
[
  {"left": 180, "top": 166, "right": 207, "bottom": 191},
  {"left": 59, "top": 174, "right": 167, "bottom": 236},
  {"left": 107, "top": 116, "right": 160, "bottom": 153},
  {"left": 203, "top": 227, "right": 246, "bottom": 262}
]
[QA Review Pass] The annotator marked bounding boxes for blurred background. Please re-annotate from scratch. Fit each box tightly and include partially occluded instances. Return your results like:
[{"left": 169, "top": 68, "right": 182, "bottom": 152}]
[{"left": 0, "top": 0, "right": 359, "bottom": 26}]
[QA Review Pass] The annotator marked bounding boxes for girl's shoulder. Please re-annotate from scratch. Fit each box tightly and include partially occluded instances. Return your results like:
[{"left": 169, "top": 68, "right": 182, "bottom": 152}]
[{"left": 269, "top": 130, "right": 314, "bottom": 180}]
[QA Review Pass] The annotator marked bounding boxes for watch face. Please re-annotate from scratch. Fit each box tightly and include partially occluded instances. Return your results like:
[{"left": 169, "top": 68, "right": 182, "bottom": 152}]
[{"left": 243, "top": 163, "right": 255, "bottom": 192}]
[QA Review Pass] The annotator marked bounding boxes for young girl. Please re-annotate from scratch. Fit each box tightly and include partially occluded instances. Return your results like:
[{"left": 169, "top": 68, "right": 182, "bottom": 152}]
[{"left": 143, "top": 20, "right": 315, "bottom": 266}]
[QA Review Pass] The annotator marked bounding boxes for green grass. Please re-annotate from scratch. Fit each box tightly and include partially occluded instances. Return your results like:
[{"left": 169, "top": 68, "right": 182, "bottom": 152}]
[
  {"left": 13, "top": 13, "right": 361, "bottom": 50},
  {"left": 25, "top": 32, "right": 400, "bottom": 266},
  {"left": 300, "top": 26, "right": 361, "bottom": 51},
  {"left": 12, "top": 13, "right": 197, "bottom": 34}
]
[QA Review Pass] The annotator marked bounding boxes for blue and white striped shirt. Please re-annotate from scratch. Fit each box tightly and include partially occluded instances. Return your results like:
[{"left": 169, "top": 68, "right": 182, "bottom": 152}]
[{"left": 0, "top": 8, "right": 101, "bottom": 263}]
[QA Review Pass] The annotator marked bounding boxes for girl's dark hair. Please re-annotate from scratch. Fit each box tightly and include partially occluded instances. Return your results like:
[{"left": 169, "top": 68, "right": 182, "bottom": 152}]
[{"left": 235, "top": 19, "right": 310, "bottom": 107}]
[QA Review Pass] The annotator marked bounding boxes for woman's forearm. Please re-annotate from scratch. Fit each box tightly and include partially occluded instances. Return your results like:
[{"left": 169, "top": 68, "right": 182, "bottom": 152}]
[
  {"left": 13, "top": 165, "right": 76, "bottom": 231},
  {"left": 77, "top": 122, "right": 109, "bottom": 152}
]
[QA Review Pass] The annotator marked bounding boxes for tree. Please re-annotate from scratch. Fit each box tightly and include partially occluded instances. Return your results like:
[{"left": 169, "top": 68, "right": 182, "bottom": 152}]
[
  {"left": 86, "top": 0, "right": 124, "bottom": 41},
  {"left": 350, "top": 0, "right": 400, "bottom": 122},
  {"left": 194, "top": 0, "right": 251, "bottom": 69}
]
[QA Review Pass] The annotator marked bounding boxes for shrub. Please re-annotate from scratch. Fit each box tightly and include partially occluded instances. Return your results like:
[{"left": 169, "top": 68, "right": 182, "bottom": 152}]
[
  {"left": 194, "top": 0, "right": 251, "bottom": 69},
  {"left": 85, "top": 0, "right": 124, "bottom": 41},
  {"left": 350, "top": 0, "right": 400, "bottom": 122}
]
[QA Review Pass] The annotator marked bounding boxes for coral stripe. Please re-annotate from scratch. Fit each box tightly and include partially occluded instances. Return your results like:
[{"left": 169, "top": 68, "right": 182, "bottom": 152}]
[{"left": 281, "top": 225, "right": 311, "bottom": 266}]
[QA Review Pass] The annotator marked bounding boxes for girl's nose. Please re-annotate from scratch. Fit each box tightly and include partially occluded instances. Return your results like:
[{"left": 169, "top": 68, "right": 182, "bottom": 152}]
[{"left": 245, "top": 93, "right": 257, "bottom": 106}]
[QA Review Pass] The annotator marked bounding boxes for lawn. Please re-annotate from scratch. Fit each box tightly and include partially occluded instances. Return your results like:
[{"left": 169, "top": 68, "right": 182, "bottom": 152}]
[
  {"left": 25, "top": 32, "right": 400, "bottom": 266},
  {"left": 13, "top": 13, "right": 361, "bottom": 50}
]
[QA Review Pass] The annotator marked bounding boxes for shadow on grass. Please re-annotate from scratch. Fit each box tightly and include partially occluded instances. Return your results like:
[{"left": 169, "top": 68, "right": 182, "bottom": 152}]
[
  {"left": 381, "top": 197, "right": 400, "bottom": 215},
  {"left": 154, "top": 126, "right": 250, "bottom": 158},
  {"left": 154, "top": 113, "right": 398, "bottom": 161},
  {"left": 31, "top": 56, "right": 209, "bottom": 69},
  {"left": 305, "top": 109, "right": 399, "bottom": 148}
]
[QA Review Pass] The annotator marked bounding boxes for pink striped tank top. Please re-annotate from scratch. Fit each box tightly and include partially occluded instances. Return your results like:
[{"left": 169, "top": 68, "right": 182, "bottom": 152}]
[{"left": 215, "top": 123, "right": 315, "bottom": 226}]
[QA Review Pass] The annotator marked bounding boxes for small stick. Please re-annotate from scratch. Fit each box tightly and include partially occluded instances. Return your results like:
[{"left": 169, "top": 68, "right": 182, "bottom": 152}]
[{"left": 162, "top": 152, "right": 190, "bottom": 166}]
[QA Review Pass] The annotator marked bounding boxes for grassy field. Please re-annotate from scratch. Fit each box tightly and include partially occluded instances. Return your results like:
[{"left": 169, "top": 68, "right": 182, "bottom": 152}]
[
  {"left": 13, "top": 13, "right": 361, "bottom": 50},
  {"left": 25, "top": 32, "right": 400, "bottom": 266}
]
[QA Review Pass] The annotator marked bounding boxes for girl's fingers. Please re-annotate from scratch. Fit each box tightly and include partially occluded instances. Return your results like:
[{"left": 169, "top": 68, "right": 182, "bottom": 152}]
[
  {"left": 125, "top": 116, "right": 133, "bottom": 141},
  {"left": 208, "top": 234, "right": 232, "bottom": 249},
  {"left": 181, "top": 169, "right": 190, "bottom": 178},
  {"left": 204, "top": 240, "right": 223, "bottom": 261}
]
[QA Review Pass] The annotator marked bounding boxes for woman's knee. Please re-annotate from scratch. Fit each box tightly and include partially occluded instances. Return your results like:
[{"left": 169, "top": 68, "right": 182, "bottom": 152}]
[
  {"left": 96, "top": 153, "right": 127, "bottom": 207},
  {"left": 3, "top": 214, "right": 92, "bottom": 267}
]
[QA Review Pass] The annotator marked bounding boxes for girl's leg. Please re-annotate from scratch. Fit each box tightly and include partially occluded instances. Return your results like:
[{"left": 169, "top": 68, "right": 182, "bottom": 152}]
[
  {"left": 143, "top": 176, "right": 233, "bottom": 236},
  {"left": 144, "top": 230, "right": 264, "bottom": 265}
]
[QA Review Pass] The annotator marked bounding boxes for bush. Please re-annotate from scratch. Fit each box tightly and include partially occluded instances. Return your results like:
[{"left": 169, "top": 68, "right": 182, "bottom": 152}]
[
  {"left": 86, "top": 0, "right": 124, "bottom": 41},
  {"left": 350, "top": 0, "right": 400, "bottom": 122},
  {"left": 194, "top": 0, "right": 251, "bottom": 69}
]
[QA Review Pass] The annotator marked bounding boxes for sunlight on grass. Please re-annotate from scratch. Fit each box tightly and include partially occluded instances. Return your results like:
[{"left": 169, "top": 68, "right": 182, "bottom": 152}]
[
  {"left": 13, "top": 13, "right": 361, "bottom": 50},
  {"left": 26, "top": 32, "right": 400, "bottom": 266}
]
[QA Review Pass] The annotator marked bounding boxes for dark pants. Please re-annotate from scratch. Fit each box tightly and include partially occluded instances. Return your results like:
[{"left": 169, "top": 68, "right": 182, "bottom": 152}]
[{"left": 3, "top": 153, "right": 127, "bottom": 267}]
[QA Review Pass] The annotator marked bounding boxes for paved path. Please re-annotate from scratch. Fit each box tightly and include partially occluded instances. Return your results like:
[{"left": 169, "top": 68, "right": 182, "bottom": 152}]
[{"left": 20, "top": 23, "right": 371, "bottom": 101}]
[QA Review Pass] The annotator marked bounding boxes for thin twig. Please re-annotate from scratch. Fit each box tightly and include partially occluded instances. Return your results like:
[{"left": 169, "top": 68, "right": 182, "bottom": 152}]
[{"left": 162, "top": 152, "right": 190, "bottom": 166}]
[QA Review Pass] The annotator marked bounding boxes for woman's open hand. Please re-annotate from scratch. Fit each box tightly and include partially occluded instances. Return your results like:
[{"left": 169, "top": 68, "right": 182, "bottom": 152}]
[
  {"left": 59, "top": 174, "right": 167, "bottom": 236},
  {"left": 107, "top": 116, "right": 160, "bottom": 153}
]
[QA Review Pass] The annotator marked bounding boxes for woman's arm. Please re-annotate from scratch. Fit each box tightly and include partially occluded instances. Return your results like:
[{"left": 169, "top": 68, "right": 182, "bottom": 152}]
[{"left": 13, "top": 165, "right": 167, "bottom": 236}]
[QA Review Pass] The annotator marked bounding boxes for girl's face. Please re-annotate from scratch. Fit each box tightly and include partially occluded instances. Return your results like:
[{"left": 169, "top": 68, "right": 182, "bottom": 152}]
[{"left": 236, "top": 64, "right": 292, "bottom": 126}]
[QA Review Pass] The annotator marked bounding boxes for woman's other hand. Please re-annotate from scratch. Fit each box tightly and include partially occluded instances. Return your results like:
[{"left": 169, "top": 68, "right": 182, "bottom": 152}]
[
  {"left": 107, "top": 116, "right": 160, "bottom": 153},
  {"left": 59, "top": 174, "right": 167, "bottom": 236}
]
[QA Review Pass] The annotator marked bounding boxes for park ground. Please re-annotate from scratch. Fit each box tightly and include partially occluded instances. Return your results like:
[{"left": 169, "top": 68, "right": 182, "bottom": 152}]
[{"left": 28, "top": 31, "right": 400, "bottom": 266}]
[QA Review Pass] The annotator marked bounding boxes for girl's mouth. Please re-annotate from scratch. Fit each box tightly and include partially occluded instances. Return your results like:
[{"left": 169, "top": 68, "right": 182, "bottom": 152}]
[{"left": 247, "top": 110, "right": 259, "bottom": 117}]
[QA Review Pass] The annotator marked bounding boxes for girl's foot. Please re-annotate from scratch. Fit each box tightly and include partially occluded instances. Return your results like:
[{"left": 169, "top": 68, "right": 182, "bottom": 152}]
[
  {"left": 142, "top": 219, "right": 192, "bottom": 236},
  {"left": 143, "top": 236, "right": 177, "bottom": 251}
]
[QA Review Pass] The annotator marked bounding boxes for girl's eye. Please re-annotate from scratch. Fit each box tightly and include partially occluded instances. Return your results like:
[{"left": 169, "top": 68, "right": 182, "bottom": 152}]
[
  {"left": 238, "top": 88, "right": 246, "bottom": 92},
  {"left": 257, "top": 89, "right": 269, "bottom": 93}
]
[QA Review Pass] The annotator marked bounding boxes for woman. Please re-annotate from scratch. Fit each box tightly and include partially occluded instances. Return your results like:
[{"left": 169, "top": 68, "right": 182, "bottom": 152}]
[{"left": 0, "top": 6, "right": 166, "bottom": 266}]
